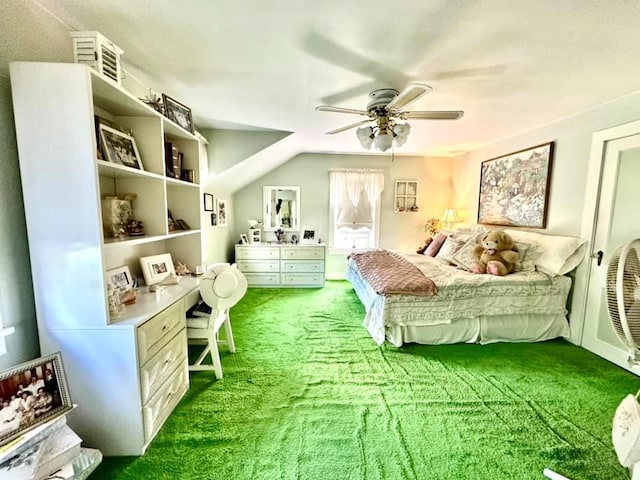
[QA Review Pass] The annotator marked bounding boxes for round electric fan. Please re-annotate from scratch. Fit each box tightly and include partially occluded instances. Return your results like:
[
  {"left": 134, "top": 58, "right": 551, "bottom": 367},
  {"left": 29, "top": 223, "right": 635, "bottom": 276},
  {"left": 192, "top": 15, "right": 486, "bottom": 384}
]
[{"left": 606, "top": 239, "right": 640, "bottom": 363}]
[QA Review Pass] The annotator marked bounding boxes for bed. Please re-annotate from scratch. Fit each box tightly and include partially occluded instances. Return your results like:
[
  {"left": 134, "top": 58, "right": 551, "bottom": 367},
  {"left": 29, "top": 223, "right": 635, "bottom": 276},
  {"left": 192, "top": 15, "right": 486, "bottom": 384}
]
[{"left": 346, "top": 228, "right": 587, "bottom": 347}]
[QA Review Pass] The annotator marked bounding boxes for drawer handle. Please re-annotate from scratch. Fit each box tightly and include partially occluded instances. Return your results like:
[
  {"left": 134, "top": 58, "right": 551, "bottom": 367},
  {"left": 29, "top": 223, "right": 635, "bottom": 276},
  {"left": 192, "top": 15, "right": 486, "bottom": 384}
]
[{"left": 162, "top": 324, "right": 169, "bottom": 331}]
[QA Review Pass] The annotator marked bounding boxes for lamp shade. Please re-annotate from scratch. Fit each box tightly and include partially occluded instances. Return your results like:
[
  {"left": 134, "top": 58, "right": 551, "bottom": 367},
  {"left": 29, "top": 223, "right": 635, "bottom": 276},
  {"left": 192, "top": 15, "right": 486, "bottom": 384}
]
[{"left": 440, "top": 208, "right": 460, "bottom": 223}]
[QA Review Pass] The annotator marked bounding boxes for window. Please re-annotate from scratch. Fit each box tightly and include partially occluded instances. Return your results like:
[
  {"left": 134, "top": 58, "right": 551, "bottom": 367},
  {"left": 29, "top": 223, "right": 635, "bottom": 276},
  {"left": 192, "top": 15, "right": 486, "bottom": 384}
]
[{"left": 329, "top": 169, "right": 384, "bottom": 251}]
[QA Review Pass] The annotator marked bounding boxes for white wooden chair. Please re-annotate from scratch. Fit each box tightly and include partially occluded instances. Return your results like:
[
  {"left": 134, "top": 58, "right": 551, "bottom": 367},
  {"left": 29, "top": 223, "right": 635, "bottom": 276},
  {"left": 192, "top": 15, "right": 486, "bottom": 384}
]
[{"left": 187, "top": 264, "right": 247, "bottom": 379}]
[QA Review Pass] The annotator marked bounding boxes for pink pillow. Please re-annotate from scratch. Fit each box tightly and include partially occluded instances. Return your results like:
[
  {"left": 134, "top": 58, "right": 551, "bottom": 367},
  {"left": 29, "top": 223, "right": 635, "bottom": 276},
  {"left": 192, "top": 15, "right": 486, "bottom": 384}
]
[{"left": 424, "top": 232, "right": 447, "bottom": 256}]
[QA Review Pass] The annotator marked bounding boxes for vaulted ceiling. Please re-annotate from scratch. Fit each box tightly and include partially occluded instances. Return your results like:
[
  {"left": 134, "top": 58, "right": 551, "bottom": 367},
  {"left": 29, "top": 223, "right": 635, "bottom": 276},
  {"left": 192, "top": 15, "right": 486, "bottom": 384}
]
[{"left": 36, "top": 0, "right": 640, "bottom": 160}]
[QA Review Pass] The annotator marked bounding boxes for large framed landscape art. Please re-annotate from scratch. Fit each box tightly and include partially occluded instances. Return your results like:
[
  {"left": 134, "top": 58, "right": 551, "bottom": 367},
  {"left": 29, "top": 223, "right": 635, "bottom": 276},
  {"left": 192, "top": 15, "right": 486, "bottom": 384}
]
[{"left": 477, "top": 142, "right": 554, "bottom": 228}]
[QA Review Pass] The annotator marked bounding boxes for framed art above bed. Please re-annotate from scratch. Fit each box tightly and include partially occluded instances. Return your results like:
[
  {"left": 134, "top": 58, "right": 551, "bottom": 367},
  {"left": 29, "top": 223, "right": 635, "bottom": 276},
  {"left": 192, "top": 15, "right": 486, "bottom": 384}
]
[{"left": 477, "top": 142, "right": 554, "bottom": 228}]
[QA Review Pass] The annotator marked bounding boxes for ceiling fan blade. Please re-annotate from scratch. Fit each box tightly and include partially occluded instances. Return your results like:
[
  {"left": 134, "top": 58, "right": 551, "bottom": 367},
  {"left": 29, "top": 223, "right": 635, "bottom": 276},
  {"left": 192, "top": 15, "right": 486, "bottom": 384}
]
[
  {"left": 316, "top": 105, "right": 370, "bottom": 116},
  {"left": 386, "top": 83, "right": 432, "bottom": 111},
  {"left": 326, "top": 119, "right": 373, "bottom": 135},
  {"left": 400, "top": 110, "right": 464, "bottom": 120}
]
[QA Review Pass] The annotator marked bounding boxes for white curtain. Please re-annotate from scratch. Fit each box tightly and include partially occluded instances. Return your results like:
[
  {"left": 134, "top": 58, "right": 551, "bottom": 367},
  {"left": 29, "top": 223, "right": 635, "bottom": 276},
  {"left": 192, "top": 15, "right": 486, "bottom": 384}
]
[{"left": 330, "top": 169, "right": 384, "bottom": 229}]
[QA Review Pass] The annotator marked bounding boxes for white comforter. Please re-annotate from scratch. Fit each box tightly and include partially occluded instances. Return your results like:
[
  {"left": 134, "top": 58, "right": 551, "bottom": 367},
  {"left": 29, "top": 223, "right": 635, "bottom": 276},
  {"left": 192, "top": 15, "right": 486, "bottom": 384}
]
[{"left": 346, "top": 253, "right": 572, "bottom": 346}]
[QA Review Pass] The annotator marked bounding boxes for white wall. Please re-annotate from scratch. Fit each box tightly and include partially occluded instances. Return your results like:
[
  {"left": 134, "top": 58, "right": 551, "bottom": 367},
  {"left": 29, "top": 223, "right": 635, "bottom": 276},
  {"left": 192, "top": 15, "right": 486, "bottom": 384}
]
[
  {"left": 453, "top": 91, "right": 640, "bottom": 342},
  {"left": 0, "top": 0, "right": 76, "bottom": 368},
  {"left": 233, "top": 152, "right": 454, "bottom": 277}
]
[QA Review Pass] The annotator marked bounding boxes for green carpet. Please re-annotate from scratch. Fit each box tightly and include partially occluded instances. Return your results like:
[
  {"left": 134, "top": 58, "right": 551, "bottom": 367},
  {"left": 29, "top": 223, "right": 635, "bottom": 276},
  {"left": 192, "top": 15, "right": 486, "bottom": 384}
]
[{"left": 93, "top": 281, "right": 637, "bottom": 479}]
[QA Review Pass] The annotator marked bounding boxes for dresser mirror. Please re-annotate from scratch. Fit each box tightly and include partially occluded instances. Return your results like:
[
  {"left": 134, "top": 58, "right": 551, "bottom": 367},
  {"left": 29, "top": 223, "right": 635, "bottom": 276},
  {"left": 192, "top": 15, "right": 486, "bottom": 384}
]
[{"left": 263, "top": 186, "right": 300, "bottom": 231}]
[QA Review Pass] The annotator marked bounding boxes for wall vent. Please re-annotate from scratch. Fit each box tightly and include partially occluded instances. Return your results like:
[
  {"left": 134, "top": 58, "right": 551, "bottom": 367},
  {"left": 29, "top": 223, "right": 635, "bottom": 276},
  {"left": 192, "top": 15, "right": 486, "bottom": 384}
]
[{"left": 71, "top": 31, "right": 123, "bottom": 85}]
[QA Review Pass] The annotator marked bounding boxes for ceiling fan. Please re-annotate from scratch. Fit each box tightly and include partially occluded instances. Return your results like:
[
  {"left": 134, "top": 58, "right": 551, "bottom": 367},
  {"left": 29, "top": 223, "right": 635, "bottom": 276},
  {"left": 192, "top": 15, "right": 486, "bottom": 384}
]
[{"left": 315, "top": 83, "right": 464, "bottom": 152}]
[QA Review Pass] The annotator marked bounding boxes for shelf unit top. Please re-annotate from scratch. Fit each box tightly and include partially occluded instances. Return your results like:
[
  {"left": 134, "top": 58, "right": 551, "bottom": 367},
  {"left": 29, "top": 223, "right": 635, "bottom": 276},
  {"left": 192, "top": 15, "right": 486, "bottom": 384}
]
[{"left": 89, "top": 68, "right": 197, "bottom": 141}]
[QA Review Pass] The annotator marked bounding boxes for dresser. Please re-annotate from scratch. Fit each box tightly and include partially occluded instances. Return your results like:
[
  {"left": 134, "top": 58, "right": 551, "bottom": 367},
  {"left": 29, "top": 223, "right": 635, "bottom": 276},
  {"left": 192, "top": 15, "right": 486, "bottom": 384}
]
[{"left": 235, "top": 244, "right": 326, "bottom": 287}]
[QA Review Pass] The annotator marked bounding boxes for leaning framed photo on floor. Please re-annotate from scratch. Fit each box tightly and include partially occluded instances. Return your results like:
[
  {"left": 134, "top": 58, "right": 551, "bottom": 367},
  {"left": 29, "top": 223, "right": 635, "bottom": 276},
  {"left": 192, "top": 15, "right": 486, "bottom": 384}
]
[{"left": 0, "top": 352, "right": 73, "bottom": 448}]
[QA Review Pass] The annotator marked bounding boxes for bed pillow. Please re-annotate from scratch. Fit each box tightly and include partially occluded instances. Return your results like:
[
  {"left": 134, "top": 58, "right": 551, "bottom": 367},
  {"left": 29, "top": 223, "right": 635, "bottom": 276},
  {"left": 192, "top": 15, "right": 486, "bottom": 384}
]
[
  {"left": 450, "top": 233, "right": 484, "bottom": 271},
  {"left": 512, "top": 241, "right": 540, "bottom": 272},
  {"left": 504, "top": 229, "right": 587, "bottom": 276},
  {"left": 435, "top": 236, "right": 465, "bottom": 264},
  {"left": 424, "top": 232, "right": 448, "bottom": 256}
]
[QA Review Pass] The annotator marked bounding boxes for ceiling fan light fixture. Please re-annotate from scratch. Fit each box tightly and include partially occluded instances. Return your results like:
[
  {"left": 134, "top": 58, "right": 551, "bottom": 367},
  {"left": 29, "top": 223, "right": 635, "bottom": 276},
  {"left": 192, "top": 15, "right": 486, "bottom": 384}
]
[
  {"left": 374, "top": 131, "right": 394, "bottom": 152},
  {"left": 356, "top": 126, "right": 375, "bottom": 149}
]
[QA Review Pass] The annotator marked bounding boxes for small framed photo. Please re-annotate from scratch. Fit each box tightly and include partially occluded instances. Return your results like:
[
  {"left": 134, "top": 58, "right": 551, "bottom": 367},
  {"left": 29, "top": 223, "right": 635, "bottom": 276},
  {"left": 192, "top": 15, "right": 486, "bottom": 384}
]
[
  {"left": 249, "top": 228, "right": 261, "bottom": 244},
  {"left": 175, "top": 219, "right": 191, "bottom": 230},
  {"left": 216, "top": 199, "right": 227, "bottom": 227},
  {"left": 300, "top": 226, "right": 317, "bottom": 245},
  {"left": 106, "top": 265, "right": 133, "bottom": 292},
  {"left": 0, "top": 352, "right": 73, "bottom": 448},
  {"left": 203, "top": 193, "right": 214, "bottom": 212},
  {"left": 139, "top": 253, "right": 175, "bottom": 286},
  {"left": 162, "top": 94, "right": 194, "bottom": 134},
  {"left": 99, "top": 124, "right": 144, "bottom": 170},
  {"left": 240, "top": 234, "right": 249, "bottom": 245},
  {"left": 210, "top": 213, "right": 217, "bottom": 226}
]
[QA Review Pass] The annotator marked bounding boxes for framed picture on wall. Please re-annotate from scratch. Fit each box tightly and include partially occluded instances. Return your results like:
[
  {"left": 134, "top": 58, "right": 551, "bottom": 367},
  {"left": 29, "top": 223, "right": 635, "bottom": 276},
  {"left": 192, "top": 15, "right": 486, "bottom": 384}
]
[
  {"left": 477, "top": 142, "right": 554, "bottom": 228},
  {"left": 216, "top": 199, "right": 227, "bottom": 227},
  {"left": 203, "top": 193, "right": 214, "bottom": 212}
]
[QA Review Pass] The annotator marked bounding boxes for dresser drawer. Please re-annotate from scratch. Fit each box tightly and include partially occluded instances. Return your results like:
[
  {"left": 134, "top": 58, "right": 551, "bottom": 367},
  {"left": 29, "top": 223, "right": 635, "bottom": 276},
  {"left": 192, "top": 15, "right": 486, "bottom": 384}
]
[
  {"left": 281, "top": 273, "right": 325, "bottom": 287},
  {"left": 143, "top": 360, "right": 188, "bottom": 442},
  {"left": 139, "top": 329, "right": 187, "bottom": 405},
  {"left": 245, "top": 273, "right": 280, "bottom": 286},
  {"left": 237, "top": 260, "right": 279, "bottom": 273},
  {"left": 137, "top": 299, "right": 185, "bottom": 366},
  {"left": 281, "top": 260, "right": 325, "bottom": 274},
  {"left": 235, "top": 246, "right": 279, "bottom": 260},
  {"left": 281, "top": 246, "right": 325, "bottom": 260}
]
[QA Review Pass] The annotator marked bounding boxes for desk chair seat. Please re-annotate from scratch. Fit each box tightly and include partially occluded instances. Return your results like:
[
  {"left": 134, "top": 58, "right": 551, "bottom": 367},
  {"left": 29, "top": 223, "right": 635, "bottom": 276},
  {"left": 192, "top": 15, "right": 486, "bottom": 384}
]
[{"left": 187, "top": 264, "right": 247, "bottom": 379}]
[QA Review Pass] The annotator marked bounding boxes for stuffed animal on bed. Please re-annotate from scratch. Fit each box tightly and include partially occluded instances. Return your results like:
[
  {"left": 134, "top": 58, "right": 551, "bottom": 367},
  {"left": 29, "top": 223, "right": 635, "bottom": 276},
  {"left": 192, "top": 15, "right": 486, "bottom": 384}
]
[{"left": 470, "top": 230, "right": 519, "bottom": 276}]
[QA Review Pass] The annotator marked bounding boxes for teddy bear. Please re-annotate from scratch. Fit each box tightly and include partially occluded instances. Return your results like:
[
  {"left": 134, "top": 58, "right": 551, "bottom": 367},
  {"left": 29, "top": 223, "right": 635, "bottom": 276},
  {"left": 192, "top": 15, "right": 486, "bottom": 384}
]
[{"left": 470, "top": 230, "right": 519, "bottom": 276}]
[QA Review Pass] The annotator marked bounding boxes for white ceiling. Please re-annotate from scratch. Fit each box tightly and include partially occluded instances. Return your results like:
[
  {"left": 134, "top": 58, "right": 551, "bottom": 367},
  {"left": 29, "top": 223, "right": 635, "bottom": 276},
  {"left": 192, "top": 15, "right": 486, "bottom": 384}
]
[{"left": 36, "top": 0, "right": 640, "bottom": 157}]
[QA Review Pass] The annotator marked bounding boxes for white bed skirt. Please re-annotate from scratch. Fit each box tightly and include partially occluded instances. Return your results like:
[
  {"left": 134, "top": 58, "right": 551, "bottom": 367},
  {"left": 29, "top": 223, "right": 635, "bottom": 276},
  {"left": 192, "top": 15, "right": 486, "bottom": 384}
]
[{"left": 386, "top": 313, "right": 570, "bottom": 347}]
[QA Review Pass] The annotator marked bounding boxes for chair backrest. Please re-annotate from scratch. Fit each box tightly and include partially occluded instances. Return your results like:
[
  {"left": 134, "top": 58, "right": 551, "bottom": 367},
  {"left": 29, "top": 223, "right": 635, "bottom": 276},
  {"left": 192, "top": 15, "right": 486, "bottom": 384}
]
[{"left": 198, "top": 264, "right": 248, "bottom": 326}]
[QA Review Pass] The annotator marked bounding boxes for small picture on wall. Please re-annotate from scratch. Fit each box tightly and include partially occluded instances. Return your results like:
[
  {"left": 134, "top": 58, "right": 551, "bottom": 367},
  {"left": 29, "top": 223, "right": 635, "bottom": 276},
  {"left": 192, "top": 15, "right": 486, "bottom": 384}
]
[{"left": 216, "top": 199, "right": 227, "bottom": 227}]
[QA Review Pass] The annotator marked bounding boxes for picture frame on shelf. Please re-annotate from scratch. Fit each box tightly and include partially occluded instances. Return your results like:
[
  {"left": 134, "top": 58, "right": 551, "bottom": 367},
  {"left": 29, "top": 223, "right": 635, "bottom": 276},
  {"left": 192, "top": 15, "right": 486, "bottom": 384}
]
[
  {"left": 203, "top": 193, "right": 214, "bottom": 212},
  {"left": 99, "top": 124, "right": 144, "bottom": 170},
  {"left": 477, "top": 142, "right": 554, "bottom": 228},
  {"left": 240, "top": 234, "right": 249, "bottom": 245},
  {"left": 0, "top": 352, "right": 73, "bottom": 448},
  {"left": 175, "top": 219, "right": 191, "bottom": 230},
  {"left": 139, "top": 253, "right": 175, "bottom": 286},
  {"left": 300, "top": 226, "right": 317, "bottom": 245},
  {"left": 106, "top": 265, "right": 133, "bottom": 292},
  {"left": 162, "top": 94, "right": 194, "bottom": 133},
  {"left": 216, "top": 198, "right": 227, "bottom": 227}
]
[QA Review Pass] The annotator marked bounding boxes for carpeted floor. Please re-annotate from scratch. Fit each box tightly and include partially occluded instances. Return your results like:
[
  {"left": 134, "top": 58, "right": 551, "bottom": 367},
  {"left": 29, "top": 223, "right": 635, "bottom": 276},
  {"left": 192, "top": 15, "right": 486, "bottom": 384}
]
[{"left": 92, "top": 281, "right": 637, "bottom": 479}]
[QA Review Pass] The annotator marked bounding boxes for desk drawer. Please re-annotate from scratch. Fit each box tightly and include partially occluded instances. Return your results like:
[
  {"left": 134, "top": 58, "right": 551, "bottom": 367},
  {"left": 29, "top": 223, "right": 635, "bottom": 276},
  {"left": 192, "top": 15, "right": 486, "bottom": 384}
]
[
  {"left": 137, "top": 299, "right": 185, "bottom": 366},
  {"left": 237, "top": 260, "right": 279, "bottom": 273},
  {"left": 281, "top": 260, "right": 325, "bottom": 274},
  {"left": 236, "top": 246, "right": 279, "bottom": 260},
  {"left": 143, "top": 360, "right": 188, "bottom": 443},
  {"left": 139, "top": 329, "right": 187, "bottom": 404},
  {"left": 281, "top": 246, "right": 325, "bottom": 260}
]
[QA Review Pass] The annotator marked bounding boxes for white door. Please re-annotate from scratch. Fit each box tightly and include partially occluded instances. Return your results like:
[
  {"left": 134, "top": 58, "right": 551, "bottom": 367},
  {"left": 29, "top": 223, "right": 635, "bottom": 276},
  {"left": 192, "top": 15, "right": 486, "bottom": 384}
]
[{"left": 581, "top": 123, "right": 640, "bottom": 375}]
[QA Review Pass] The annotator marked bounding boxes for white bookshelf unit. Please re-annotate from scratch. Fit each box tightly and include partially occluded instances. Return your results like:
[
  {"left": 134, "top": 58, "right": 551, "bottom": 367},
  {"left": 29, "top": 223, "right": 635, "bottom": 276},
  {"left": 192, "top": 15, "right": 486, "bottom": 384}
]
[{"left": 10, "top": 62, "right": 208, "bottom": 456}]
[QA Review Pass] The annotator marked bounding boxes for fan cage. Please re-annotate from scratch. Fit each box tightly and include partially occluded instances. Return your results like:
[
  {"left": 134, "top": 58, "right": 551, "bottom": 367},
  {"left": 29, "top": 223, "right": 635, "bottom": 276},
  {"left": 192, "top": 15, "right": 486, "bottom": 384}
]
[{"left": 606, "top": 239, "right": 640, "bottom": 363}]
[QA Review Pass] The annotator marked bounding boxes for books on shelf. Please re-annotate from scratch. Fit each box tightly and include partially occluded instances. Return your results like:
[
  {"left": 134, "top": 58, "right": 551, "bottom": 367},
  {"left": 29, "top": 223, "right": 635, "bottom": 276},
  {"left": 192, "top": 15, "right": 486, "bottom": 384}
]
[{"left": 0, "top": 423, "right": 81, "bottom": 480}]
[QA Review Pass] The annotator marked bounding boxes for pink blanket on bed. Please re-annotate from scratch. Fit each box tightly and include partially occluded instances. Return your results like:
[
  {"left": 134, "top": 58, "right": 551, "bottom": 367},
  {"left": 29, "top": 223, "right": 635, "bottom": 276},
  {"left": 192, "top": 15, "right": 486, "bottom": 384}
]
[{"left": 349, "top": 250, "right": 438, "bottom": 296}]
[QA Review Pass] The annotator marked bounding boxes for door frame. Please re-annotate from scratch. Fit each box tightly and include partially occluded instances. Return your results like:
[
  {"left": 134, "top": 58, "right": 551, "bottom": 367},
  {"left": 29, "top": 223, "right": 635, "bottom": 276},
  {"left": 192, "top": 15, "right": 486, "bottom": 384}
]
[{"left": 576, "top": 119, "right": 640, "bottom": 372}]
